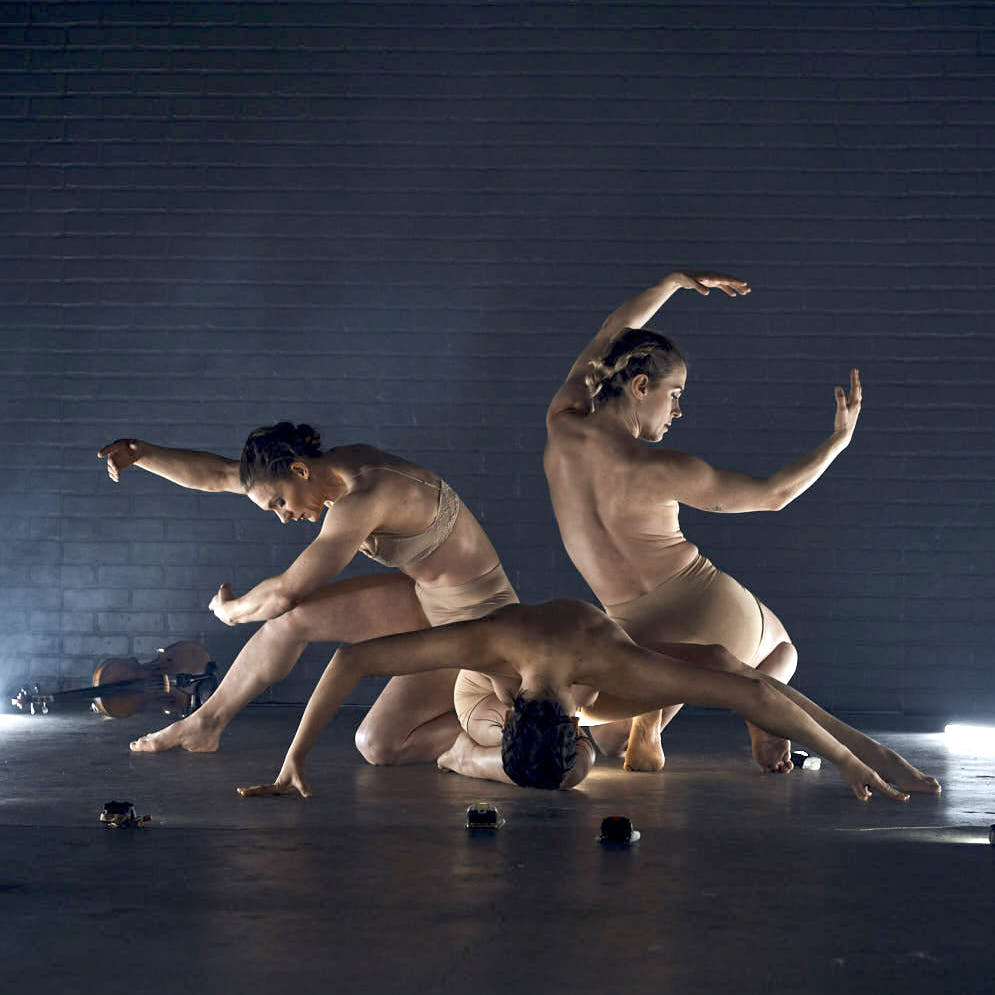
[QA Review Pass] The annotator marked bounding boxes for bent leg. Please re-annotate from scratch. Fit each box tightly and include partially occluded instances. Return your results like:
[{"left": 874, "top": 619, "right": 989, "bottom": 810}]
[
  {"left": 131, "top": 573, "right": 430, "bottom": 754},
  {"left": 745, "top": 602, "right": 800, "bottom": 771},
  {"left": 357, "top": 563, "right": 521, "bottom": 766},
  {"left": 355, "top": 668, "right": 461, "bottom": 765},
  {"left": 610, "top": 575, "right": 800, "bottom": 774},
  {"left": 437, "top": 678, "right": 511, "bottom": 781}
]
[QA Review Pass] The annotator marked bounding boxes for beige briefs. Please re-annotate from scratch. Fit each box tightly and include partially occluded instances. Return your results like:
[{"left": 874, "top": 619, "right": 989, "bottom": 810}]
[
  {"left": 414, "top": 561, "right": 518, "bottom": 627},
  {"left": 604, "top": 554, "right": 766, "bottom": 667}
]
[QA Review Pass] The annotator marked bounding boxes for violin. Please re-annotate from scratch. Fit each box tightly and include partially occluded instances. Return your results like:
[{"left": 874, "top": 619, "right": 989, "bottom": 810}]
[{"left": 10, "top": 641, "right": 218, "bottom": 718}]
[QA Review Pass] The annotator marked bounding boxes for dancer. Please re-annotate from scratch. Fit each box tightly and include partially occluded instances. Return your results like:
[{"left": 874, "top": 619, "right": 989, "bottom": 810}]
[
  {"left": 235, "top": 599, "right": 940, "bottom": 801},
  {"left": 544, "top": 270, "right": 861, "bottom": 772},
  {"left": 98, "top": 423, "right": 518, "bottom": 761}
]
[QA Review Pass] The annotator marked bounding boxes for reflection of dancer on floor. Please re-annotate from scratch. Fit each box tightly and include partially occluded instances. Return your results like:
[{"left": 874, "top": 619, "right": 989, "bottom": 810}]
[
  {"left": 545, "top": 270, "right": 862, "bottom": 773},
  {"left": 236, "top": 600, "right": 940, "bottom": 801},
  {"left": 98, "top": 422, "right": 517, "bottom": 761}
]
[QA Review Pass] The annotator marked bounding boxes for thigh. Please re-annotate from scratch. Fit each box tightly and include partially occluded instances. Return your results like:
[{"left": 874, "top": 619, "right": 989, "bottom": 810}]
[
  {"left": 280, "top": 571, "right": 430, "bottom": 644},
  {"left": 620, "top": 571, "right": 765, "bottom": 666},
  {"left": 362, "top": 667, "right": 459, "bottom": 737}
]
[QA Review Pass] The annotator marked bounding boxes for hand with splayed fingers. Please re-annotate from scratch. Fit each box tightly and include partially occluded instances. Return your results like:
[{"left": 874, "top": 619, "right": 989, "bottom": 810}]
[
  {"left": 238, "top": 755, "right": 311, "bottom": 799},
  {"left": 669, "top": 271, "right": 752, "bottom": 298}
]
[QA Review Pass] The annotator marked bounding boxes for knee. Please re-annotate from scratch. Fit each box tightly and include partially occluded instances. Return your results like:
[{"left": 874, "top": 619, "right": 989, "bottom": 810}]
[
  {"left": 354, "top": 717, "right": 403, "bottom": 767},
  {"left": 764, "top": 640, "right": 798, "bottom": 683},
  {"left": 261, "top": 605, "right": 309, "bottom": 645}
]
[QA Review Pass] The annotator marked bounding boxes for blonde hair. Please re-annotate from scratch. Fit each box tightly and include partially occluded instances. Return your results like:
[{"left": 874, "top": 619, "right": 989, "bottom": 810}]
[{"left": 585, "top": 327, "right": 684, "bottom": 406}]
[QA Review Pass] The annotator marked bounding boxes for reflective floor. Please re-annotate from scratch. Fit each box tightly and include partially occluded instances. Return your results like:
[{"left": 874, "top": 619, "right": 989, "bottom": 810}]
[{"left": 0, "top": 705, "right": 992, "bottom": 994}]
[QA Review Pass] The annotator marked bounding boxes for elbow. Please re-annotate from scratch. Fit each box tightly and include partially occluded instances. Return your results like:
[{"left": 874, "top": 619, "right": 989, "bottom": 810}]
[{"left": 763, "top": 485, "right": 792, "bottom": 512}]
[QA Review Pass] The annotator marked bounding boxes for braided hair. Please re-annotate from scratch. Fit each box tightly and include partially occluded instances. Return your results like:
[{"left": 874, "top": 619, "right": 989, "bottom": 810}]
[
  {"left": 585, "top": 327, "right": 685, "bottom": 407},
  {"left": 239, "top": 422, "right": 323, "bottom": 489},
  {"left": 501, "top": 694, "right": 578, "bottom": 789}
]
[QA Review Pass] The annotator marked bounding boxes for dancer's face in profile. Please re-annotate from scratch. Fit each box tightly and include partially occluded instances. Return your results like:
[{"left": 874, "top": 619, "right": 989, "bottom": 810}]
[
  {"left": 637, "top": 362, "right": 686, "bottom": 442},
  {"left": 246, "top": 463, "right": 324, "bottom": 524}
]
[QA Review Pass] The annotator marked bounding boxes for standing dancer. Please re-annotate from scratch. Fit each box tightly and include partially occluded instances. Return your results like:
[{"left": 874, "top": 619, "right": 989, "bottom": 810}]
[
  {"left": 98, "top": 423, "right": 517, "bottom": 762},
  {"left": 544, "top": 271, "right": 862, "bottom": 772}
]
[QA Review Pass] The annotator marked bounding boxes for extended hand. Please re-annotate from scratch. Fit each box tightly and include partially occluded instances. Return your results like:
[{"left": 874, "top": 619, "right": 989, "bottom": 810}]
[
  {"left": 840, "top": 756, "right": 909, "bottom": 803},
  {"left": 834, "top": 368, "right": 862, "bottom": 440},
  {"left": 237, "top": 759, "right": 312, "bottom": 798},
  {"left": 97, "top": 438, "right": 141, "bottom": 482},
  {"left": 209, "top": 583, "right": 237, "bottom": 626},
  {"left": 670, "top": 271, "right": 751, "bottom": 298}
]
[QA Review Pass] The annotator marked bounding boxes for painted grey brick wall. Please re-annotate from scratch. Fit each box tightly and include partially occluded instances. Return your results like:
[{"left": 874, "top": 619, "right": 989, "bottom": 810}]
[{"left": 1, "top": 1, "right": 992, "bottom": 716}]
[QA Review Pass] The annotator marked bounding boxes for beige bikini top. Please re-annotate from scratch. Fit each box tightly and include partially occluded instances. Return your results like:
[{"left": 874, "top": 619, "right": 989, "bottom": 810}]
[{"left": 357, "top": 465, "right": 462, "bottom": 568}]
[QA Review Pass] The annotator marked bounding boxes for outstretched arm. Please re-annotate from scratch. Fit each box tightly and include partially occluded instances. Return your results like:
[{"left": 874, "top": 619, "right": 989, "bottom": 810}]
[
  {"left": 547, "top": 271, "right": 750, "bottom": 420},
  {"left": 236, "top": 647, "right": 363, "bottom": 798},
  {"left": 98, "top": 438, "right": 242, "bottom": 492},
  {"left": 587, "top": 641, "right": 931, "bottom": 802},
  {"left": 655, "top": 369, "right": 862, "bottom": 513},
  {"left": 238, "top": 620, "right": 497, "bottom": 798}
]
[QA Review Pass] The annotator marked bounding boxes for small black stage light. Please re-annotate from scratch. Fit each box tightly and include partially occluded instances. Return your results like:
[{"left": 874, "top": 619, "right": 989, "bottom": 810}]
[{"left": 598, "top": 815, "right": 640, "bottom": 846}]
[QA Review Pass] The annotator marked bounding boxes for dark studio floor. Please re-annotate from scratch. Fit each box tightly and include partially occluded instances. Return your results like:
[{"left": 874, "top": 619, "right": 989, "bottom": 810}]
[{"left": 0, "top": 703, "right": 992, "bottom": 995}]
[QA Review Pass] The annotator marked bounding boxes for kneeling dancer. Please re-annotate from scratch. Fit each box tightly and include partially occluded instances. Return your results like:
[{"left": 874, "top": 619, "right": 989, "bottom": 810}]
[{"left": 98, "top": 422, "right": 517, "bottom": 764}]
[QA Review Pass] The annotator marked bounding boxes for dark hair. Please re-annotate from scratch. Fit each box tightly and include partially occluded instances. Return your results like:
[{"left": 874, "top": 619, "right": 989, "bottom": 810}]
[
  {"left": 239, "top": 422, "right": 323, "bottom": 489},
  {"left": 501, "top": 694, "right": 577, "bottom": 789},
  {"left": 585, "top": 327, "right": 685, "bottom": 407}
]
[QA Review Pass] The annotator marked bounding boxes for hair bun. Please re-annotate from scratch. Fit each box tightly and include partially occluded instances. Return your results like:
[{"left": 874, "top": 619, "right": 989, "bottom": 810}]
[
  {"left": 295, "top": 423, "right": 322, "bottom": 452},
  {"left": 239, "top": 421, "right": 324, "bottom": 488}
]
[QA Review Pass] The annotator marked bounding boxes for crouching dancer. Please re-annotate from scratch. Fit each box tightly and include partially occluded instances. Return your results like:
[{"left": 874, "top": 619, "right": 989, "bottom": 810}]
[{"left": 237, "top": 600, "right": 940, "bottom": 801}]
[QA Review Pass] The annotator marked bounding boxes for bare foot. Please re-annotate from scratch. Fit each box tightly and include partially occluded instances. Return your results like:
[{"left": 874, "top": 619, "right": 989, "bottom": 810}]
[
  {"left": 872, "top": 745, "right": 942, "bottom": 795},
  {"left": 437, "top": 730, "right": 474, "bottom": 774},
  {"left": 129, "top": 713, "right": 222, "bottom": 753},
  {"left": 622, "top": 731, "right": 665, "bottom": 772},
  {"left": 748, "top": 724, "right": 793, "bottom": 773}
]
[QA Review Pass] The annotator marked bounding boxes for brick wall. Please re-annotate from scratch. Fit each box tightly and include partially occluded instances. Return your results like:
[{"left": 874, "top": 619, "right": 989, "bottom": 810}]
[{"left": 1, "top": 1, "right": 992, "bottom": 716}]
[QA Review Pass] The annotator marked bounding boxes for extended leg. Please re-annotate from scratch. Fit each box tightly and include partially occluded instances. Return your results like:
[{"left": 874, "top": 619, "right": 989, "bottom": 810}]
[{"left": 131, "top": 573, "right": 429, "bottom": 753}]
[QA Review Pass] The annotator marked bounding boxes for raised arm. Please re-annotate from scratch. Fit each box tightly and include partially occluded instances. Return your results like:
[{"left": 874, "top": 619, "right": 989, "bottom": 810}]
[
  {"left": 547, "top": 271, "right": 750, "bottom": 420},
  {"left": 97, "top": 438, "right": 242, "bottom": 492},
  {"left": 653, "top": 369, "right": 862, "bottom": 513},
  {"left": 238, "top": 618, "right": 498, "bottom": 798}
]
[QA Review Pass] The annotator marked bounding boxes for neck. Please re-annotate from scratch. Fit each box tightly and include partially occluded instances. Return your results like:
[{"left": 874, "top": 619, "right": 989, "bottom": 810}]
[
  {"left": 596, "top": 399, "right": 642, "bottom": 439},
  {"left": 311, "top": 454, "right": 350, "bottom": 502}
]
